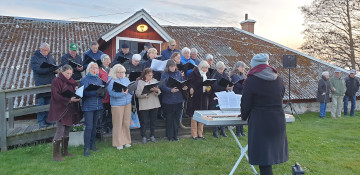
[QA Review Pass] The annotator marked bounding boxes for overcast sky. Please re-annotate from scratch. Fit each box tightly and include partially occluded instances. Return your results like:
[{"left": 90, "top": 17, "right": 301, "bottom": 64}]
[{"left": 0, "top": 0, "right": 313, "bottom": 51}]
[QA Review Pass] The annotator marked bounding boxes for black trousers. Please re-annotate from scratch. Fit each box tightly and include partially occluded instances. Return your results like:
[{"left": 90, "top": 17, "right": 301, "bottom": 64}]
[
  {"left": 138, "top": 108, "right": 158, "bottom": 138},
  {"left": 259, "top": 165, "right": 273, "bottom": 175},
  {"left": 163, "top": 103, "right": 182, "bottom": 140}
]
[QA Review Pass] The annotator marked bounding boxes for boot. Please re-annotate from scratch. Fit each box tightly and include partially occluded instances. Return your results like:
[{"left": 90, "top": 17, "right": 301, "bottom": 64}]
[
  {"left": 84, "top": 148, "right": 90, "bottom": 157},
  {"left": 53, "top": 140, "right": 64, "bottom": 161},
  {"left": 90, "top": 143, "right": 98, "bottom": 152},
  {"left": 235, "top": 126, "right": 242, "bottom": 137},
  {"left": 62, "top": 137, "right": 74, "bottom": 157},
  {"left": 213, "top": 130, "right": 219, "bottom": 138},
  {"left": 220, "top": 127, "right": 227, "bottom": 137}
]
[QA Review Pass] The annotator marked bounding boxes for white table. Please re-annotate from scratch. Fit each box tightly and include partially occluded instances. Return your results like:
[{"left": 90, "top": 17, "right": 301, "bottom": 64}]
[{"left": 193, "top": 110, "right": 295, "bottom": 175}]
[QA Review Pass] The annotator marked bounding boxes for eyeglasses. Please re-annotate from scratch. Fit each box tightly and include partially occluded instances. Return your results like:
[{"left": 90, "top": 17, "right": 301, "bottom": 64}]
[{"left": 116, "top": 71, "right": 125, "bottom": 74}]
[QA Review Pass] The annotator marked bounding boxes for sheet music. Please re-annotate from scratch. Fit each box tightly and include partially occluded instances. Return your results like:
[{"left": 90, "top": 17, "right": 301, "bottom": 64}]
[
  {"left": 215, "top": 91, "right": 242, "bottom": 111},
  {"left": 76, "top": 86, "right": 84, "bottom": 98},
  {"left": 150, "top": 59, "right": 168, "bottom": 71}
]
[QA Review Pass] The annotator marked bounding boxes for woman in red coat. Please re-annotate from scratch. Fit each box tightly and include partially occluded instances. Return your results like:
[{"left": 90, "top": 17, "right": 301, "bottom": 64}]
[{"left": 48, "top": 65, "right": 81, "bottom": 161}]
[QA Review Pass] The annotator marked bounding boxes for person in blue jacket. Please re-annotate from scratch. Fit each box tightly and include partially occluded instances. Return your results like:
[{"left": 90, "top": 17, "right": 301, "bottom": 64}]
[
  {"left": 161, "top": 39, "right": 180, "bottom": 60},
  {"left": 30, "top": 42, "right": 59, "bottom": 128},
  {"left": 180, "top": 47, "right": 196, "bottom": 79},
  {"left": 61, "top": 43, "right": 84, "bottom": 80},
  {"left": 83, "top": 41, "right": 104, "bottom": 69},
  {"left": 107, "top": 64, "right": 133, "bottom": 150},
  {"left": 80, "top": 62, "right": 104, "bottom": 157},
  {"left": 190, "top": 48, "right": 201, "bottom": 66},
  {"left": 230, "top": 61, "right": 248, "bottom": 137},
  {"left": 160, "top": 60, "right": 188, "bottom": 141}
]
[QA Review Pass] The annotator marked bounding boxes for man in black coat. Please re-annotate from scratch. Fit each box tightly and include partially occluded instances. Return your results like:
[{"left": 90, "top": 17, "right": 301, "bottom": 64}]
[
  {"left": 113, "top": 43, "right": 133, "bottom": 65},
  {"left": 344, "top": 69, "right": 360, "bottom": 117},
  {"left": 61, "top": 43, "right": 84, "bottom": 80},
  {"left": 30, "top": 42, "right": 59, "bottom": 128},
  {"left": 241, "top": 53, "right": 288, "bottom": 175}
]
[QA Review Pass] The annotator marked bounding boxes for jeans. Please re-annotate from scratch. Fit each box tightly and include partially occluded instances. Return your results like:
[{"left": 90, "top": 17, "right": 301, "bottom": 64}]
[
  {"left": 344, "top": 96, "right": 356, "bottom": 116},
  {"left": 319, "top": 102, "right": 327, "bottom": 118},
  {"left": 83, "top": 110, "right": 102, "bottom": 149},
  {"left": 37, "top": 96, "right": 50, "bottom": 125}
]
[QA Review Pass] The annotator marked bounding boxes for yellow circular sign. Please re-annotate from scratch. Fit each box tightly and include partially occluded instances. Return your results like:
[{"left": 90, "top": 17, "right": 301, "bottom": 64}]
[{"left": 137, "top": 24, "right": 148, "bottom": 32}]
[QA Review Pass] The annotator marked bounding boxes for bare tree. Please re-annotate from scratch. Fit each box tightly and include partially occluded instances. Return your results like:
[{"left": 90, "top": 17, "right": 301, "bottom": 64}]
[{"left": 300, "top": 0, "right": 360, "bottom": 70}]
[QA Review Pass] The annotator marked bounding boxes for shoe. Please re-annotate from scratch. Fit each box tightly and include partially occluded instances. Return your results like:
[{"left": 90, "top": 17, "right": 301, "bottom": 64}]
[
  {"left": 352, "top": 115, "right": 358, "bottom": 117},
  {"left": 192, "top": 137, "right": 198, "bottom": 140},
  {"left": 172, "top": 138, "right": 179, "bottom": 141},
  {"left": 198, "top": 136, "right": 206, "bottom": 140},
  {"left": 241, "top": 133, "right": 247, "bottom": 136},
  {"left": 150, "top": 136, "right": 156, "bottom": 142},
  {"left": 53, "top": 140, "right": 65, "bottom": 161},
  {"left": 117, "top": 146, "right": 123, "bottom": 150},
  {"left": 90, "top": 144, "right": 98, "bottom": 152},
  {"left": 142, "top": 137, "right": 147, "bottom": 144},
  {"left": 235, "top": 133, "right": 242, "bottom": 137},
  {"left": 124, "top": 144, "right": 131, "bottom": 148},
  {"left": 213, "top": 131, "right": 219, "bottom": 138},
  {"left": 39, "top": 122, "right": 49, "bottom": 128},
  {"left": 84, "top": 148, "right": 90, "bottom": 157}
]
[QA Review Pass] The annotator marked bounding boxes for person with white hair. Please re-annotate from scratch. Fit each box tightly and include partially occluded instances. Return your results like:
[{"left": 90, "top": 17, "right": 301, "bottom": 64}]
[
  {"left": 205, "top": 54, "right": 215, "bottom": 74},
  {"left": 80, "top": 62, "right": 105, "bottom": 157},
  {"left": 123, "top": 54, "right": 144, "bottom": 76},
  {"left": 180, "top": 47, "right": 196, "bottom": 79},
  {"left": 317, "top": 71, "right": 331, "bottom": 118},
  {"left": 99, "top": 54, "right": 112, "bottom": 134},
  {"left": 30, "top": 42, "right": 59, "bottom": 128},
  {"left": 190, "top": 48, "right": 201, "bottom": 66}
]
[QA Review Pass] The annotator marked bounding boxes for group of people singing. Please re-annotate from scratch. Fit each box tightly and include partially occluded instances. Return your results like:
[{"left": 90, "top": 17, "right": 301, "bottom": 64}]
[{"left": 31, "top": 40, "right": 289, "bottom": 175}]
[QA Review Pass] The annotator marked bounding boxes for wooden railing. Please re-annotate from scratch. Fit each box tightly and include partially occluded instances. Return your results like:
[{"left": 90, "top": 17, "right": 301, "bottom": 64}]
[{"left": 0, "top": 84, "right": 51, "bottom": 152}]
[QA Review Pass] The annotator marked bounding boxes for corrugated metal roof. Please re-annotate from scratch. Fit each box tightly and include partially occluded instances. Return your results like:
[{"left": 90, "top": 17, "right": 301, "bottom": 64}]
[{"left": 0, "top": 15, "right": 348, "bottom": 108}]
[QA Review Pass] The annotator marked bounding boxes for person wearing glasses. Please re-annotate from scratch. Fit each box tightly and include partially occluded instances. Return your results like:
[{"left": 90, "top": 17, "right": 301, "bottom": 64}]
[{"left": 107, "top": 64, "right": 133, "bottom": 150}]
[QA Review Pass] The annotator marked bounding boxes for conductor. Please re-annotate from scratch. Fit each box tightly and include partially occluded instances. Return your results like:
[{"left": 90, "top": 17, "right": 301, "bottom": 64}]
[{"left": 240, "top": 53, "right": 288, "bottom": 175}]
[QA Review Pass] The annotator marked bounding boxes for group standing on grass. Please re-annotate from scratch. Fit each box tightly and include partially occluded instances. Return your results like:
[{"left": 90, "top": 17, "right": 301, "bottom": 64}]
[{"left": 31, "top": 39, "right": 358, "bottom": 175}]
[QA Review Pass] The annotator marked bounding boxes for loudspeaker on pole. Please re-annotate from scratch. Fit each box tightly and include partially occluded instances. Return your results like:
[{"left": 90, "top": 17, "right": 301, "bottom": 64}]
[{"left": 283, "top": 55, "right": 297, "bottom": 69}]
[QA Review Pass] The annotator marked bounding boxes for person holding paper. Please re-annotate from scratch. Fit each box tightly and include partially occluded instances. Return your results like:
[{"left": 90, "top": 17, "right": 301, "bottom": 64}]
[
  {"left": 30, "top": 42, "right": 59, "bottom": 128},
  {"left": 99, "top": 54, "right": 112, "bottom": 133},
  {"left": 160, "top": 60, "right": 188, "bottom": 141},
  {"left": 61, "top": 43, "right": 84, "bottom": 80},
  {"left": 142, "top": 48, "right": 162, "bottom": 81},
  {"left": 107, "top": 64, "right": 133, "bottom": 150},
  {"left": 135, "top": 68, "right": 161, "bottom": 143},
  {"left": 187, "top": 61, "right": 211, "bottom": 140},
  {"left": 113, "top": 43, "right": 134, "bottom": 65},
  {"left": 123, "top": 54, "right": 144, "bottom": 77},
  {"left": 83, "top": 41, "right": 104, "bottom": 69},
  {"left": 241, "top": 53, "right": 288, "bottom": 175},
  {"left": 80, "top": 62, "right": 104, "bottom": 157},
  {"left": 209, "top": 61, "right": 233, "bottom": 138},
  {"left": 48, "top": 65, "right": 81, "bottom": 161},
  {"left": 230, "top": 61, "right": 248, "bottom": 137}
]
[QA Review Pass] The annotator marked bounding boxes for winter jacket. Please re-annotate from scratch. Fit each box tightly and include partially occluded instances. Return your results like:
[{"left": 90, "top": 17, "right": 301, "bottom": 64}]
[
  {"left": 135, "top": 79, "right": 161, "bottom": 111},
  {"left": 344, "top": 76, "right": 360, "bottom": 97},
  {"left": 231, "top": 73, "right": 246, "bottom": 95},
  {"left": 329, "top": 76, "right": 346, "bottom": 96},
  {"left": 30, "top": 50, "right": 57, "bottom": 86},
  {"left": 61, "top": 53, "right": 84, "bottom": 80},
  {"left": 190, "top": 57, "right": 201, "bottom": 66},
  {"left": 122, "top": 60, "right": 144, "bottom": 75},
  {"left": 48, "top": 73, "right": 81, "bottom": 126},
  {"left": 98, "top": 68, "right": 110, "bottom": 104},
  {"left": 113, "top": 51, "right": 133, "bottom": 66},
  {"left": 241, "top": 66, "right": 288, "bottom": 165},
  {"left": 79, "top": 74, "right": 104, "bottom": 111},
  {"left": 161, "top": 47, "right": 180, "bottom": 60},
  {"left": 208, "top": 70, "right": 231, "bottom": 110},
  {"left": 186, "top": 67, "right": 210, "bottom": 116},
  {"left": 107, "top": 77, "right": 133, "bottom": 106},
  {"left": 160, "top": 70, "right": 184, "bottom": 105},
  {"left": 317, "top": 76, "right": 331, "bottom": 103},
  {"left": 141, "top": 59, "right": 162, "bottom": 81},
  {"left": 82, "top": 49, "right": 104, "bottom": 69},
  {"left": 180, "top": 56, "right": 196, "bottom": 79}
]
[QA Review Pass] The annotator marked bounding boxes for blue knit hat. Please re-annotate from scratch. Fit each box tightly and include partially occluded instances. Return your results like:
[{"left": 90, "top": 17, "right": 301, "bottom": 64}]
[{"left": 250, "top": 53, "right": 269, "bottom": 68}]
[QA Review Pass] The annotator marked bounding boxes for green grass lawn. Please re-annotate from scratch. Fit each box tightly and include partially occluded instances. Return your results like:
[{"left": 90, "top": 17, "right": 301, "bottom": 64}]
[{"left": 1, "top": 112, "right": 360, "bottom": 175}]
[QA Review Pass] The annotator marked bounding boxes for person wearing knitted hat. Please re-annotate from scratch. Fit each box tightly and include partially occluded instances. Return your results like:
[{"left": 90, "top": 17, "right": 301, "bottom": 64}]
[{"left": 241, "top": 53, "right": 288, "bottom": 175}]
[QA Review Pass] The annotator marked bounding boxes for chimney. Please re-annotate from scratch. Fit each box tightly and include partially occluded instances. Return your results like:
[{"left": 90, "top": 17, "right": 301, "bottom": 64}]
[{"left": 240, "top": 13, "right": 256, "bottom": 34}]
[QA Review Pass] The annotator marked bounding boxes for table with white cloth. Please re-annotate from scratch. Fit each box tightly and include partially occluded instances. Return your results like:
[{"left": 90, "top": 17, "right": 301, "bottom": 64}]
[{"left": 193, "top": 110, "right": 295, "bottom": 175}]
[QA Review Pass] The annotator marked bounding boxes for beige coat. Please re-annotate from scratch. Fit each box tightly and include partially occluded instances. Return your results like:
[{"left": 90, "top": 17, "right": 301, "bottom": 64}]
[{"left": 135, "top": 79, "right": 161, "bottom": 111}]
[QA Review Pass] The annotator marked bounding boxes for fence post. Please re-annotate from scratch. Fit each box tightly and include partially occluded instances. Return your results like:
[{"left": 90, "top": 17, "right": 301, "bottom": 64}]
[{"left": 0, "top": 91, "right": 7, "bottom": 152}]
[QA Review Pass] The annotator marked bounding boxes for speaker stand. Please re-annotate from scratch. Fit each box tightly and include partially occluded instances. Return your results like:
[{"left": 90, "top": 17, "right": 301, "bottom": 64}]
[{"left": 283, "top": 68, "right": 301, "bottom": 121}]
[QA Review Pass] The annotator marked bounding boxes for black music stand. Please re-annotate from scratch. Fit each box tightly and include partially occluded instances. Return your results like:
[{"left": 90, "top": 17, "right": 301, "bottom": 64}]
[{"left": 283, "top": 55, "right": 301, "bottom": 121}]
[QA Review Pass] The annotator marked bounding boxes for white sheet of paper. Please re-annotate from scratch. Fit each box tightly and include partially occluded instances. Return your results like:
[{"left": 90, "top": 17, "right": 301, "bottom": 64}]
[
  {"left": 150, "top": 59, "right": 168, "bottom": 71},
  {"left": 215, "top": 91, "right": 242, "bottom": 110},
  {"left": 76, "top": 85, "right": 84, "bottom": 98}
]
